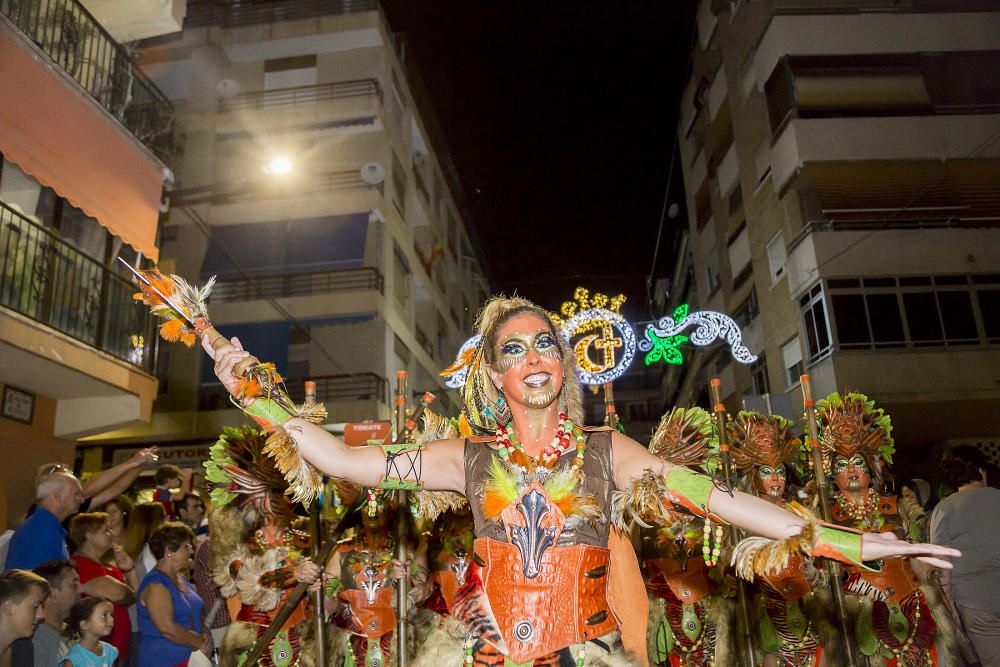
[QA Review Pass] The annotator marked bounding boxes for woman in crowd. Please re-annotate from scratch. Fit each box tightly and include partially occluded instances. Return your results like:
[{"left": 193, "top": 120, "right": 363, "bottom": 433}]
[
  {"left": 101, "top": 496, "right": 133, "bottom": 549},
  {"left": 136, "top": 522, "right": 212, "bottom": 667},
  {"left": 123, "top": 502, "right": 166, "bottom": 581},
  {"left": 69, "top": 512, "right": 137, "bottom": 660}
]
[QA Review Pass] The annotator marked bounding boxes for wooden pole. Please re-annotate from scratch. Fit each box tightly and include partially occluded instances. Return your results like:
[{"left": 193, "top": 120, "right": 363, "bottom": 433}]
[
  {"left": 602, "top": 381, "right": 619, "bottom": 430},
  {"left": 709, "top": 379, "right": 758, "bottom": 667},
  {"left": 304, "top": 380, "right": 327, "bottom": 667},
  {"left": 800, "top": 374, "right": 861, "bottom": 667},
  {"left": 394, "top": 371, "right": 410, "bottom": 667}
]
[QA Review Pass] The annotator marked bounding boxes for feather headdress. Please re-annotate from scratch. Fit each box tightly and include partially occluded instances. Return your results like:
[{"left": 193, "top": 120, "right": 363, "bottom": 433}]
[
  {"left": 815, "top": 392, "right": 894, "bottom": 482},
  {"left": 728, "top": 411, "right": 802, "bottom": 472},
  {"left": 648, "top": 406, "right": 718, "bottom": 471},
  {"left": 203, "top": 425, "right": 295, "bottom": 523}
]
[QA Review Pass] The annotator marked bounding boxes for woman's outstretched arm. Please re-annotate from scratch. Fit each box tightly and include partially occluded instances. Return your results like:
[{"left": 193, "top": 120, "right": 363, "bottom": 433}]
[
  {"left": 204, "top": 336, "right": 466, "bottom": 494},
  {"left": 611, "top": 431, "right": 960, "bottom": 570}
]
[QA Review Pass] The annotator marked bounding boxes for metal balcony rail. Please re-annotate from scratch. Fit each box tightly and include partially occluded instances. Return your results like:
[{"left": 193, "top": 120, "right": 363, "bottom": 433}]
[
  {"left": 0, "top": 0, "right": 177, "bottom": 164},
  {"left": 185, "top": 0, "right": 376, "bottom": 29},
  {"left": 199, "top": 372, "right": 387, "bottom": 411},
  {"left": 0, "top": 201, "right": 155, "bottom": 371},
  {"left": 787, "top": 217, "right": 981, "bottom": 253},
  {"left": 772, "top": 0, "right": 997, "bottom": 13},
  {"left": 219, "top": 78, "right": 380, "bottom": 112},
  {"left": 209, "top": 266, "right": 384, "bottom": 302},
  {"left": 192, "top": 169, "right": 381, "bottom": 204}
]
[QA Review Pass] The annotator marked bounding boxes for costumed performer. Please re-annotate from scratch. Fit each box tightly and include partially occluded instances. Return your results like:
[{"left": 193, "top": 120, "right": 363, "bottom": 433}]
[
  {"left": 202, "top": 296, "right": 959, "bottom": 666},
  {"left": 816, "top": 393, "right": 958, "bottom": 667},
  {"left": 639, "top": 407, "right": 736, "bottom": 667},
  {"left": 203, "top": 426, "right": 325, "bottom": 667},
  {"left": 729, "top": 411, "right": 836, "bottom": 667}
]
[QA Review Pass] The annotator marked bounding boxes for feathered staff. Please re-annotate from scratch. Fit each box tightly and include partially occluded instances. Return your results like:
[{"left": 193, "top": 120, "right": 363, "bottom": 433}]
[{"left": 121, "top": 259, "right": 327, "bottom": 502}]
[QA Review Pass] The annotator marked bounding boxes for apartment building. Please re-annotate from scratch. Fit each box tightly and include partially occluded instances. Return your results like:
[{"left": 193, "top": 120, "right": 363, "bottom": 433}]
[
  {"left": 667, "top": 0, "right": 1000, "bottom": 471},
  {"left": 79, "top": 0, "right": 490, "bottom": 456},
  {"left": 0, "top": 0, "right": 179, "bottom": 525}
]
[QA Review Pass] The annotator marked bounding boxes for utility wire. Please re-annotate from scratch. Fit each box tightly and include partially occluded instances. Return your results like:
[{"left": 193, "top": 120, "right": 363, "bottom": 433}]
[{"left": 178, "top": 204, "right": 351, "bottom": 377}]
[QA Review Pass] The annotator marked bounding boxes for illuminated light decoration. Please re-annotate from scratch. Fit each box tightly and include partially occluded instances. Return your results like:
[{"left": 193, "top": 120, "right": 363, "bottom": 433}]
[
  {"left": 639, "top": 306, "right": 757, "bottom": 365},
  {"left": 445, "top": 334, "right": 482, "bottom": 388},
  {"left": 551, "top": 287, "right": 626, "bottom": 335},
  {"left": 560, "top": 308, "right": 636, "bottom": 385},
  {"left": 642, "top": 304, "right": 689, "bottom": 366}
]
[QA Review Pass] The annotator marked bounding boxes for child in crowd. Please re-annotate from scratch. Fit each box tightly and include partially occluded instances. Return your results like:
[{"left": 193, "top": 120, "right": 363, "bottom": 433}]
[
  {"left": 152, "top": 465, "right": 192, "bottom": 517},
  {"left": 62, "top": 597, "right": 118, "bottom": 667}
]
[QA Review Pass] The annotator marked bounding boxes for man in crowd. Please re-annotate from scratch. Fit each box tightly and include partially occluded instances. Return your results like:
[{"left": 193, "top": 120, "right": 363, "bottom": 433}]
[
  {"left": 0, "top": 570, "right": 48, "bottom": 661},
  {"left": 8, "top": 560, "right": 79, "bottom": 666},
  {"left": 175, "top": 493, "right": 208, "bottom": 543},
  {"left": 4, "top": 474, "right": 82, "bottom": 571}
]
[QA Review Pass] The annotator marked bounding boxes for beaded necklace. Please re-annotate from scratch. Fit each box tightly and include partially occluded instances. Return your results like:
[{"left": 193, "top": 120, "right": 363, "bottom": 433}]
[
  {"left": 834, "top": 488, "right": 880, "bottom": 528},
  {"left": 495, "top": 412, "right": 586, "bottom": 468}
]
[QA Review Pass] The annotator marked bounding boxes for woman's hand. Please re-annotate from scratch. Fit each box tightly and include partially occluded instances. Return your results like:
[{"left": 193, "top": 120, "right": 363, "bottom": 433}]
[
  {"left": 389, "top": 558, "right": 410, "bottom": 581},
  {"left": 112, "top": 545, "right": 134, "bottom": 573},
  {"left": 200, "top": 335, "right": 249, "bottom": 396},
  {"left": 199, "top": 631, "right": 214, "bottom": 655},
  {"left": 861, "top": 531, "right": 961, "bottom": 569},
  {"left": 294, "top": 560, "right": 321, "bottom": 585}
]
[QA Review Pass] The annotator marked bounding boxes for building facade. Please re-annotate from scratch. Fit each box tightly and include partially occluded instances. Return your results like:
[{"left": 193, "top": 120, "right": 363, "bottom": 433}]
[
  {"left": 0, "top": 0, "right": 178, "bottom": 526},
  {"left": 668, "top": 0, "right": 1000, "bottom": 474},
  {"left": 79, "top": 1, "right": 490, "bottom": 457}
]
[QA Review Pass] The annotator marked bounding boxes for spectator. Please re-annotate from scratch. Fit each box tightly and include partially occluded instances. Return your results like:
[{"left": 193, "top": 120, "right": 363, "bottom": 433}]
[
  {"left": 0, "top": 570, "right": 49, "bottom": 659},
  {"left": 122, "top": 503, "right": 166, "bottom": 582},
  {"left": 32, "top": 448, "right": 157, "bottom": 520},
  {"left": 12, "top": 560, "right": 80, "bottom": 667},
  {"left": 152, "top": 466, "right": 192, "bottom": 518},
  {"left": 6, "top": 473, "right": 83, "bottom": 570},
  {"left": 136, "top": 523, "right": 211, "bottom": 667},
  {"left": 68, "top": 513, "right": 135, "bottom": 660},
  {"left": 99, "top": 497, "right": 133, "bottom": 550},
  {"left": 930, "top": 455, "right": 1000, "bottom": 665},
  {"left": 174, "top": 494, "right": 207, "bottom": 544},
  {"left": 61, "top": 597, "right": 117, "bottom": 667},
  {"left": 191, "top": 538, "right": 230, "bottom": 651}
]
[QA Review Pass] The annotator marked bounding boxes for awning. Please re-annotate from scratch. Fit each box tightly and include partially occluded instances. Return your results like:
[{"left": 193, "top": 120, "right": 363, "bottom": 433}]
[{"left": 0, "top": 25, "right": 165, "bottom": 260}]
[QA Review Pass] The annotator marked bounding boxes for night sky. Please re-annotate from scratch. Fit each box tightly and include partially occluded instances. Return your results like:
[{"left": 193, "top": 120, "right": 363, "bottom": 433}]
[{"left": 380, "top": 2, "right": 697, "bottom": 323}]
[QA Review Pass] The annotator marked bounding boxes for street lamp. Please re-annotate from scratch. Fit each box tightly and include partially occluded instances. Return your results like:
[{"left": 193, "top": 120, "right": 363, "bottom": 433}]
[
  {"left": 162, "top": 157, "right": 294, "bottom": 209},
  {"left": 264, "top": 156, "right": 292, "bottom": 175}
]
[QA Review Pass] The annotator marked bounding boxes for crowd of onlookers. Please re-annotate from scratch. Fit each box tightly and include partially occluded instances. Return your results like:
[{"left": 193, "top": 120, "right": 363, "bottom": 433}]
[{"left": 0, "top": 452, "right": 225, "bottom": 667}]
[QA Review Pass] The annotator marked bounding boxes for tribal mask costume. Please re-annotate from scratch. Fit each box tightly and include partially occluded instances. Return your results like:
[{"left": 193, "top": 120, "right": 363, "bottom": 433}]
[
  {"left": 817, "top": 393, "right": 955, "bottom": 667},
  {"left": 642, "top": 407, "right": 735, "bottom": 667},
  {"left": 730, "top": 412, "right": 832, "bottom": 667},
  {"left": 204, "top": 426, "right": 316, "bottom": 667}
]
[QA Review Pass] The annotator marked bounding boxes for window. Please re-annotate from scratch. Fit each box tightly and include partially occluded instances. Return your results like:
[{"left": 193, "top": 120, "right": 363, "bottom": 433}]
[
  {"left": 703, "top": 248, "right": 722, "bottom": 297},
  {"left": 392, "top": 246, "right": 411, "bottom": 307},
  {"left": 828, "top": 274, "right": 996, "bottom": 350},
  {"left": 979, "top": 289, "right": 1000, "bottom": 341},
  {"left": 264, "top": 55, "right": 316, "bottom": 90},
  {"left": 728, "top": 225, "right": 751, "bottom": 287},
  {"left": 766, "top": 232, "right": 786, "bottom": 284},
  {"left": 800, "top": 283, "right": 832, "bottom": 362},
  {"left": 782, "top": 338, "right": 803, "bottom": 387},
  {"left": 750, "top": 354, "right": 770, "bottom": 395},
  {"left": 733, "top": 287, "right": 759, "bottom": 327},
  {"left": 391, "top": 151, "right": 407, "bottom": 219},
  {"left": 753, "top": 141, "right": 771, "bottom": 187},
  {"left": 694, "top": 182, "right": 712, "bottom": 230}
]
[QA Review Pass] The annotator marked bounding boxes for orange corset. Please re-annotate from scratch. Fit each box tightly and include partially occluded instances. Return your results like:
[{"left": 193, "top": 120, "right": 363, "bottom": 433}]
[
  {"left": 474, "top": 537, "right": 618, "bottom": 664},
  {"left": 337, "top": 587, "right": 396, "bottom": 638},
  {"left": 761, "top": 554, "right": 812, "bottom": 601},
  {"left": 646, "top": 557, "right": 712, "bottom": 605},
  {"left": 844, "top": 559, "right": 920, "bottom": 605}
]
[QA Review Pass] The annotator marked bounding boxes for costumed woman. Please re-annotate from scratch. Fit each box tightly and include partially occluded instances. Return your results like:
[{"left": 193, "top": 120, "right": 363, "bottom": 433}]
[
  {"left": 816, "top": 393, "right": 958, "bottom": 667},
  {"left": 729, "top": 411, "right": 836, "bottom": 667},
  {"left": 638, "top": 407, "right": 736, "bottom": 667},
  {"left": 325, "top": 490, "right": 429, "bottom": 667},
  {"left": 200, "top": 296, "right": 958, "bottom": 666},
  {"left": 203, "top": 426, "right": 325, "bottom": 667}
]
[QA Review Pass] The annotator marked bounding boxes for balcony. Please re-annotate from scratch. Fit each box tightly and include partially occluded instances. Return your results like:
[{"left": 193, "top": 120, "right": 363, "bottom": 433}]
[
  {"left": 210, "top": 267, "right": 383, "bottom": 303},
  {"left": 1, "top": 0, "right": 177, "bottom": 163},
  {"left": 184, "top": 0, "right": 376, "bottom": 29},
  {"left": 0, "top": 201, "right": 154, "bottom": 372},
  {"left": 219, "top": 79, "right": 381, "bottom": 113},
  {"left": 199, "top": 371, "right": 386, "bottom": 410}
]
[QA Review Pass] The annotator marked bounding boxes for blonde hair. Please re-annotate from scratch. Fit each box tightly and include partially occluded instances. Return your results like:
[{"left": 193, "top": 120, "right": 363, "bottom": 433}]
[
  {"left": 123, "top": 502, "right": 166, "bottom": 559},
  {"left": 460, "top": 295, "right": 583, "bottom": 431}
]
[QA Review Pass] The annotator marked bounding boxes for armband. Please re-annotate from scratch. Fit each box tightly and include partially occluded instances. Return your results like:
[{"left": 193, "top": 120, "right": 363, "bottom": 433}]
[
  {"left": 378, "top": 443, "right": 424, "bottom": 492},
  {"left": 610, "top": 468, "right": 728, "bottom": 531},
  {"left": 240, "top": 397, "right": 293, "bottom": 430},
  {"left": 325, "top": 576, "right": 342, "bottom": 598},
  {"left": 811, "top": 524, "right": 880, "bottom": 571}
]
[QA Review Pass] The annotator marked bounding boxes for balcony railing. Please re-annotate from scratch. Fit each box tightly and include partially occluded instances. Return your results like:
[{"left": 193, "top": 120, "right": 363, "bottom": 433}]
[
  {"left": 209, "top": 267, "right": 384, "bottom": 302},
  {"left": 219, "top": 79, "right": 381, "bottom": 112},
  {"left": 199, "top": 372, "right": 386, "bottom": 410},
  {"left": 772, "top": 0, "right": 998, "bottom": 13},
  {"left": 1, "top": 0, "right": 177, "bottom": 163},
  {"left": 0, "top": 201, "right": 155, "bottom": 372},
  {"left": 787, "top": 218, "right": 985, "bottom": 253},
  {"left": 185, "top": 0, "right": 376, "bottom": 29}
]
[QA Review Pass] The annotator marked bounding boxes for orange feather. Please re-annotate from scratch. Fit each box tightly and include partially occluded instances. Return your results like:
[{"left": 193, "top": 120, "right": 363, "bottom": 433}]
[
  {"left": 159, "top": 319, "right": 185, "bottom": 342},
  {"left": 440, "top": 345, "right": 477, "bottom": 377},
  {"left": 483, "top": 490, "right": 509, "bottom": 520}
]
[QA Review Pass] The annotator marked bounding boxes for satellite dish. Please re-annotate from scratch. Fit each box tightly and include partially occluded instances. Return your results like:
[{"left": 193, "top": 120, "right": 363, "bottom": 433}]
[
  {"left": 216, "top": 79, "right": 240, "bottom": 98},
  {"left": 360, "top": 163, "right": 386, "bottom": 186},
  {"left": 668, "top": 203, "right": 680, "bottom": 219}
]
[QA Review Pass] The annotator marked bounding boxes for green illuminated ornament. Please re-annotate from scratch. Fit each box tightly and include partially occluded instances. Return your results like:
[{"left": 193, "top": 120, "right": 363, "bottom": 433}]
[{"left": 643, "top": 304, "right": 690, "bottom": 366}]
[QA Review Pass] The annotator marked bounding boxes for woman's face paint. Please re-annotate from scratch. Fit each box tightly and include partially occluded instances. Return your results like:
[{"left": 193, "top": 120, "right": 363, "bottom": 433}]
[
  {"left": 833, "top": 454, "right": 870, "bottom": 492},
  {"left": 756, "top": 464, "right": 787, "bottom": 498},
  {"left": 491, "top": 313, "right": 564, "bottom": 410}
]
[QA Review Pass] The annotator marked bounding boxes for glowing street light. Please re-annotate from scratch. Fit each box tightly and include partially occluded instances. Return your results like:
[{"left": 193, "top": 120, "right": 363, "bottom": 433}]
[{"left": 265, "top": 156, "right": 292, "bottom": 175}]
